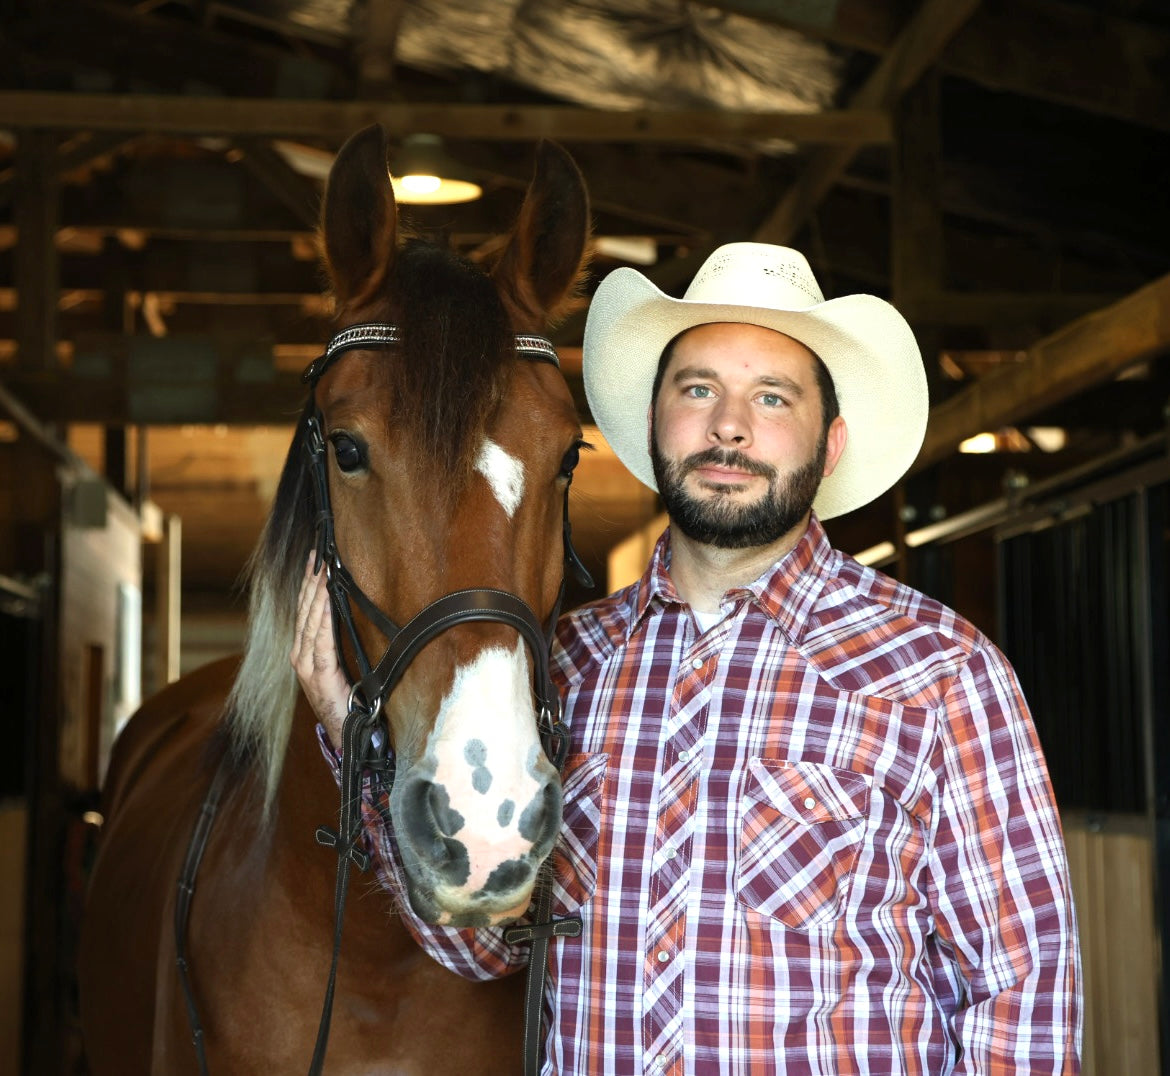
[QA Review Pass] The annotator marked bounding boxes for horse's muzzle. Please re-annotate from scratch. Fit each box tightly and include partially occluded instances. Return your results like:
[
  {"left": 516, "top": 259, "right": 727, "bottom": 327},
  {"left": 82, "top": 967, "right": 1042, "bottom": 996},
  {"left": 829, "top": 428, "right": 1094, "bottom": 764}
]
[{"left": 393, "top": 768, "right": 562, "bottom": 924}]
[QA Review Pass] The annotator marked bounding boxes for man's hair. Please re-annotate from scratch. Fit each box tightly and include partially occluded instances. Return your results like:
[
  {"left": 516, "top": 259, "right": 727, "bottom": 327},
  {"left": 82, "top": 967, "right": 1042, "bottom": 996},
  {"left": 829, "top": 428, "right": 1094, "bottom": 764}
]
[{"left": 650, "top": 326, "right": 840, "bottom": 438}]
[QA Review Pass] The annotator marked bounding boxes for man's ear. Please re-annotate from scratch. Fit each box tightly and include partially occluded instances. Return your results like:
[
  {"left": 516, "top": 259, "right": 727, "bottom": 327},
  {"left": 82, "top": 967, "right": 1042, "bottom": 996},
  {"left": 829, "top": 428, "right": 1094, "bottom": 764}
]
[{"left": 821, "top": 416, "right": 848, "bottom": 478}]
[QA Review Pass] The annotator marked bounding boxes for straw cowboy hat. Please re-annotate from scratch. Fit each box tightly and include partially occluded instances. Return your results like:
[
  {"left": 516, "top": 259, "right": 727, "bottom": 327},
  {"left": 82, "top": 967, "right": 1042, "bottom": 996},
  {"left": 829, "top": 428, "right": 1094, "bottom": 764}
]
[{"left": 582, "top": 242, "right": 929, "bottom": 520}]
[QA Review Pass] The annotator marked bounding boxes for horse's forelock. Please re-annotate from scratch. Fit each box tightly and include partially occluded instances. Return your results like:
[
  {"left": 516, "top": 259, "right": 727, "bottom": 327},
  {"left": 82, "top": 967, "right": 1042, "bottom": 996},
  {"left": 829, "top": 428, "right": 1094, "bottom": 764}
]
[{"left": 386, "top": 241, "right": 513, "bottom": 485}]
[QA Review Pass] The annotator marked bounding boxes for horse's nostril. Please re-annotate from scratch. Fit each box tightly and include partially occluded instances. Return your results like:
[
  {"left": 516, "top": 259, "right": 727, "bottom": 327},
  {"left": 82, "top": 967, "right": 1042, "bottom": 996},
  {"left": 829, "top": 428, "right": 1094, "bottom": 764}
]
[
  {"left": 427, "top": 782, "right": 465, "bottom": 838},
  {"left": 518, "top": 778, "right": 563, "bottom": 857}
]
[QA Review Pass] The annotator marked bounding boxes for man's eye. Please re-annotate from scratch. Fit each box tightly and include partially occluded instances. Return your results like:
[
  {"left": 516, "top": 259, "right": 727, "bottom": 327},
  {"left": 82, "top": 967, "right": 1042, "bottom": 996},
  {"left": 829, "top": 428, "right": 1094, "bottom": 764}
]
[
  {"left": 759, "top": 393, "right": 783, "bottom": 407},
  {"left": 686, "top": 385, "right": 712, "bottom": 399},
  {"left": 330, "top": 433, "right": 366, "bottom": 473}
]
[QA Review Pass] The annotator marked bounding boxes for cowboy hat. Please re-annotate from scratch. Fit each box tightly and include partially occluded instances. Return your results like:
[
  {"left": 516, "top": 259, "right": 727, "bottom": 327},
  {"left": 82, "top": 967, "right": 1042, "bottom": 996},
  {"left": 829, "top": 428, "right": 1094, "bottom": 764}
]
[{"left": 582, "top": 242, "right": 928, "bottom": 520}]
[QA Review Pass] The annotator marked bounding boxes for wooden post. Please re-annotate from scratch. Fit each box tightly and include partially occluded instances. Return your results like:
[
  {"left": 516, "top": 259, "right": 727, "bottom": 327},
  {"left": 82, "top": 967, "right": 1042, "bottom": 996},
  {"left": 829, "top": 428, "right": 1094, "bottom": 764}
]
[
  {"left": 155, "top": 514, "right": 182, "bottom": 688},
  {"left": 14, "top": 130, "right": 59, "bottom": 371},
  {"left": 890, "top": 72, "right": 945, "bottom": 575}
]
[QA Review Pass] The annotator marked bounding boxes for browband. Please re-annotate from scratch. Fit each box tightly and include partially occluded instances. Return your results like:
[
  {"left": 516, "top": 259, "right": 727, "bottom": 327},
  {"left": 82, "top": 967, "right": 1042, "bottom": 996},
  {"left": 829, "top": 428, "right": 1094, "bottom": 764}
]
[{"left": 302, "top": 322, "right": 560, "bottom": 386}]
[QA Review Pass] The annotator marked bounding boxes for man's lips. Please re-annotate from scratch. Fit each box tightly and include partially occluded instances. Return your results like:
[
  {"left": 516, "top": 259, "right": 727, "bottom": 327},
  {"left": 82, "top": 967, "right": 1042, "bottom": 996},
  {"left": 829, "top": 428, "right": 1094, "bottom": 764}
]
[{"left": 691, "top": 463, "right": 761, "bottom": 484}]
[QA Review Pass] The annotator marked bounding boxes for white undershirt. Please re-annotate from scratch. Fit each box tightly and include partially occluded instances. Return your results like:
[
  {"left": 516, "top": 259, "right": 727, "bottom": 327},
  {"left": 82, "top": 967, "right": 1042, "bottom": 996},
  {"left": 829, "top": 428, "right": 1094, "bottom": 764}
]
[{"left": 692, "top": 608, "right": 725, "bottom": 634}]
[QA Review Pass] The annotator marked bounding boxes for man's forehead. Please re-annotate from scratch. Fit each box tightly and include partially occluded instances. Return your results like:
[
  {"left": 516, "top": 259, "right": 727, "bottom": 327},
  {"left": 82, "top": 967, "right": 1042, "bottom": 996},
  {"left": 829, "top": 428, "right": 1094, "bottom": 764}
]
[{"left": 669, "top": 322, "right": 818, "bottom": 374}]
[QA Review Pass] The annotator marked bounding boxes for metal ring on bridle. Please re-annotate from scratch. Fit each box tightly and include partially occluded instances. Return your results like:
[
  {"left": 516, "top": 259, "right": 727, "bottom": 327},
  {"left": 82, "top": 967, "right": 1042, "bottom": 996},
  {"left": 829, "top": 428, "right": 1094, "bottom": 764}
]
[{"left": 346, "top": 682, "right": 384, "bottom": 720}]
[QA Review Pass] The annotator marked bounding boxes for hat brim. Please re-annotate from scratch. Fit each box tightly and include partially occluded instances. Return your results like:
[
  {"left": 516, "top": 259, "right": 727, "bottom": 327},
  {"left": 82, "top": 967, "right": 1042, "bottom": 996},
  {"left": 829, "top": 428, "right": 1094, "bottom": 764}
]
[{"left": 583, "top": 267, "right": 928, "bottom": 521}]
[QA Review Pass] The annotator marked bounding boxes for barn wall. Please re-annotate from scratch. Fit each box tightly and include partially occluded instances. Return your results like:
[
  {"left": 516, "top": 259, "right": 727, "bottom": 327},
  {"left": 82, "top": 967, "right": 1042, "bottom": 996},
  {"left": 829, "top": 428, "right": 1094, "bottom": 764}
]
[{"left": 58, "top": 472, "right": 142, "bottom": 789}]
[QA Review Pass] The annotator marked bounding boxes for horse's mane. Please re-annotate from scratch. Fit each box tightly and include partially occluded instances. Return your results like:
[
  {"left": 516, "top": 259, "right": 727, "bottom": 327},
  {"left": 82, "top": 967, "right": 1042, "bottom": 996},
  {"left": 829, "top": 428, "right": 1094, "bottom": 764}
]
[{"left": 226, "top": 239, "right": 515, "bottom": 807}]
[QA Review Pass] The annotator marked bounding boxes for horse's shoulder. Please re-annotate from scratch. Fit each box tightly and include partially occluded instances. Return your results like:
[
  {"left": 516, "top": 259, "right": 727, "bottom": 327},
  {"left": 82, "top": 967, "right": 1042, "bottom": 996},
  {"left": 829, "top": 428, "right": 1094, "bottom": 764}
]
[{"left": 102, "top": 654, "right": 241, "bottom": 818}]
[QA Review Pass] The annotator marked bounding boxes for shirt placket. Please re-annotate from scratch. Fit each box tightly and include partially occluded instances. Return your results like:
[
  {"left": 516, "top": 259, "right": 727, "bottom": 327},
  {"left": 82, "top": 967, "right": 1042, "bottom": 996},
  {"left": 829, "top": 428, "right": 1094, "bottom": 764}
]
[{"left": 642, "top": 635, "right": 714, "bottom": 1076}]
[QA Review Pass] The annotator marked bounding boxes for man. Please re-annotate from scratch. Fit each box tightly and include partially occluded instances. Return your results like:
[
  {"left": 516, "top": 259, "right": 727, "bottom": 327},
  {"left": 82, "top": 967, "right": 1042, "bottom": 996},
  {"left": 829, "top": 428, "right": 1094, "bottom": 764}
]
[{"left": 295, "top": 243, "right": 1082, "bottom": 1073}]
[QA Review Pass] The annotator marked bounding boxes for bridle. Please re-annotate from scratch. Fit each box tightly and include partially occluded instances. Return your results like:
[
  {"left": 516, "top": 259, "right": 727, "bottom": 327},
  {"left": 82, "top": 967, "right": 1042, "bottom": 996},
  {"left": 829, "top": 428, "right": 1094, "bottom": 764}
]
[{"left": 175, "top": 322, "right": 590, "bottom": 1076}]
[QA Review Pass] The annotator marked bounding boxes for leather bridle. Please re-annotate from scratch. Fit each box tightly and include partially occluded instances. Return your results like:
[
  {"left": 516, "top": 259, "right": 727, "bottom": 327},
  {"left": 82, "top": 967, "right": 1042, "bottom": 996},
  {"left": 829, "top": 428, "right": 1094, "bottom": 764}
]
[{"left": 175, "top": 322, "right": 589, "bottom": 1076}]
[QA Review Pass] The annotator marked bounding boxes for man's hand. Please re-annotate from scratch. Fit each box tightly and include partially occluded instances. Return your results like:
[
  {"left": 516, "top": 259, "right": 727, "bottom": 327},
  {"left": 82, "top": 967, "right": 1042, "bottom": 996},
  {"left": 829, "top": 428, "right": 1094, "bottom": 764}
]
[{"left": 291, "top": 554, "right": 351, "bottom": 750}]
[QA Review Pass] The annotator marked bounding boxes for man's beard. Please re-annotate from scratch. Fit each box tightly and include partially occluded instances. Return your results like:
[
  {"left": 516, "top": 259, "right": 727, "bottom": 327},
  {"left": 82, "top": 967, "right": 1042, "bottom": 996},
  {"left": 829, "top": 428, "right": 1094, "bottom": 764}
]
[{"left": 650, "top": 429, "right": 826, "bottom": 550}]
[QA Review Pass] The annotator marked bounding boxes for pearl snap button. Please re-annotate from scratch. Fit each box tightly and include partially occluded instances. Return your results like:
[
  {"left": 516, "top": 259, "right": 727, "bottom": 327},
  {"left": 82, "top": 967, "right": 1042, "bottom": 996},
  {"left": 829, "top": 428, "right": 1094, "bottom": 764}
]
[
  {"left": 691, "top": 657, "right": 703, "bottom": 670},
  {"left": 803, "top": 796, "right": 816, "bottom": 809},
  {"left": 677, "top": 748, "right": 690, "bottom": 762},
  {"left": 656, "top": 950, "right": 670, "bottom": 963}
]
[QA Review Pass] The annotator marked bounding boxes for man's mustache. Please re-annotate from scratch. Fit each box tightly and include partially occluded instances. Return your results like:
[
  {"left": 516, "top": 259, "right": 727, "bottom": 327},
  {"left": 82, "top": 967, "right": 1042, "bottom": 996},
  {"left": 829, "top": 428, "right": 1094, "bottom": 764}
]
[{"left": 681, "top": 448, "right": 776, "bottom": 481}]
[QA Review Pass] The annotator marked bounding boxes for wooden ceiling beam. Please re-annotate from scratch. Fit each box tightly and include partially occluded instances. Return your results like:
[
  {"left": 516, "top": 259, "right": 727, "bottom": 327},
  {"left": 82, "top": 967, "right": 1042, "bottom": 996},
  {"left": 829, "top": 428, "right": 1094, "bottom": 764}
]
[
  {"left": 913, "top": 272, "right": 1170, "bottom": 472},
  {"left": 695, "top": 0, "right": 911, "bottom": 53},
  {"left": 0, "top": 334, "right": 587, "bottom": 425},
  {"left": 232, "top": 138, "right": 322, "bottom": 231},
  {"left": 355, "top": 0, "right": 407, "bottom": 92},
  {"left": 0, "top": 132, "right": 138, "bottom": 210},
  {"left": 8, "top": 0, "right": 346, "bottom": 100},
  {"left": 753, "top": 0, "right": 983, "bottom": 246},
  {"left": 0, "top": 91, "right": 891, "bottom": 146},
  {"left": 703, "top": 0, "right": 1170, "bottom": 133}
]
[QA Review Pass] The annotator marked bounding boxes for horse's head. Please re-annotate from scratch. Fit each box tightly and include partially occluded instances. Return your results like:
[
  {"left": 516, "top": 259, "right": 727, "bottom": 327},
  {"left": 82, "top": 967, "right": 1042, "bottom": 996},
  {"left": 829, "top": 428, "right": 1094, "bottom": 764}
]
[{"left": 296, "top": 126, "right": 590, "bottom": 926}]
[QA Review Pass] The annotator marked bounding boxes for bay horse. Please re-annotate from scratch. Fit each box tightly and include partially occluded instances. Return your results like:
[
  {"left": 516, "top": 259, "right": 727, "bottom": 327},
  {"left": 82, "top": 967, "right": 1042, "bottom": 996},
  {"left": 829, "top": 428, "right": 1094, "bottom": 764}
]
[{"left": 77, "top": 124, "right": 591, "bottom": 1074}]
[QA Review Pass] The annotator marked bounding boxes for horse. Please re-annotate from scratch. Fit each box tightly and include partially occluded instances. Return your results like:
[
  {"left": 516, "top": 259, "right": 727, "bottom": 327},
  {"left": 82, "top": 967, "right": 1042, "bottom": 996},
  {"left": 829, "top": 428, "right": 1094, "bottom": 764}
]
[{"left": 77, "top": 123, "right": 592, "bottom": 1074}]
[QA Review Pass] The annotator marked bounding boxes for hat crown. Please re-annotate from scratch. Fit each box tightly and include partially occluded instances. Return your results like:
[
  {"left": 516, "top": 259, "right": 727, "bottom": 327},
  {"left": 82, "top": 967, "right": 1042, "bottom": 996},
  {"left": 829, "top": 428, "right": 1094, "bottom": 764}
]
[{"left": 683, "top": 242, "right": 825, "bottom": 310}]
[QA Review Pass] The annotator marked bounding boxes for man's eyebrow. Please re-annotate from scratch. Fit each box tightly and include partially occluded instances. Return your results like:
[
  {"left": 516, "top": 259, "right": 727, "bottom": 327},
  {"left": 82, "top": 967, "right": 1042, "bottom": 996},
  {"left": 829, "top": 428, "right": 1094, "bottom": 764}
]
[
  {"left": 757, "top": 375, "right": 804, "bottom": 397},
  {"left": 670, "top": 364, "right": 720, "bottom": 384},
  {"left": 671, "top": 365, "right": 805, "bottom": 397}
]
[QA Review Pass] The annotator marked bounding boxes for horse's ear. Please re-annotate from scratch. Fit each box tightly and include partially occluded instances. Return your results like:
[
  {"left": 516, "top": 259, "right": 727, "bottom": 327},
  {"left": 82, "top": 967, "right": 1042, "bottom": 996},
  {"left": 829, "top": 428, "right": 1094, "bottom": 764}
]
[
  {"left": 491, "top": 140, "right": 591, "bottom": 329},
  {"left": 321, "top": 125, "right": 398, "bottom": 308}
]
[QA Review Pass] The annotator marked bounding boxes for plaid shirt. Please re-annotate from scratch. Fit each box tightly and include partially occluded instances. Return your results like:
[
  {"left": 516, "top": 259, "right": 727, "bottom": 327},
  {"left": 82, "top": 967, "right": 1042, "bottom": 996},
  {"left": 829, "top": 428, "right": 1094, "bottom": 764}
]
[{"left": 341, "top": 516, "right": 1081, "bottom": 1074}]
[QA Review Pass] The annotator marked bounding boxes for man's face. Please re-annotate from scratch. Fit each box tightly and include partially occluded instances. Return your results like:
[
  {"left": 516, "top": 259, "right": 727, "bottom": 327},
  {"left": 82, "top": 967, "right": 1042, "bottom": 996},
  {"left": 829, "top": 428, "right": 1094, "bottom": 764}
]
[{"left": 649, "top": 322, "right": 845, "bottom": 550}]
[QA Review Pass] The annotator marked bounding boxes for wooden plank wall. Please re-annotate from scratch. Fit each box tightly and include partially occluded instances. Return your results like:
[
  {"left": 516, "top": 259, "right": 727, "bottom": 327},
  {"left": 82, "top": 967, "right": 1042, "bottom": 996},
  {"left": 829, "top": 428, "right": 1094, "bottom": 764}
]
[{"left": 1063, "top": 815, "right": 1160, "bottom": 1074}]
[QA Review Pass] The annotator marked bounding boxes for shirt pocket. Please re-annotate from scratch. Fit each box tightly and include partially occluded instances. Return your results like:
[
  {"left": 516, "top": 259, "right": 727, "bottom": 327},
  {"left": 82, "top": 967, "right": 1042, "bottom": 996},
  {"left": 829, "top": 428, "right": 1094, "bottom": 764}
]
[
  {"left": 735, "top": 758, "right": 872, "bottom": 931},
  {"left": 549, "top": 751, "right": 609, "bottom": 915}
]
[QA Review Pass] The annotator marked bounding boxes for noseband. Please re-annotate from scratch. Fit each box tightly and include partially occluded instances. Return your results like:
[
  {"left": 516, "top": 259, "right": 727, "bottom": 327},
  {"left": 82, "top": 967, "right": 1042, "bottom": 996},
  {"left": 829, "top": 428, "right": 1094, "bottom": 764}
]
[{"left": 175, "top": 322, "right": 590, "bottom": 1076}]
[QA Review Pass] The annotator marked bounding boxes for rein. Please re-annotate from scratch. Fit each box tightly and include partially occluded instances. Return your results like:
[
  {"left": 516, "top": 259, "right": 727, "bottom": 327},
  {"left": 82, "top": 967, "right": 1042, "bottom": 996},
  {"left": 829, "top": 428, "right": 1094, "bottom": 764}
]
[{"left": 175, "top": 322, "right": 589, "bottom": 1076}]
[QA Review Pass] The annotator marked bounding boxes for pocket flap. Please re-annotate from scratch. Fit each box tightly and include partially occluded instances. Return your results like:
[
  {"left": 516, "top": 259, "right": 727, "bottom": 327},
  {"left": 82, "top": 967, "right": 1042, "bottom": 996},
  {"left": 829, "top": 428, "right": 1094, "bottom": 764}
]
[{"left": 745, "top": 758, "right": 871, "bottom": 825}]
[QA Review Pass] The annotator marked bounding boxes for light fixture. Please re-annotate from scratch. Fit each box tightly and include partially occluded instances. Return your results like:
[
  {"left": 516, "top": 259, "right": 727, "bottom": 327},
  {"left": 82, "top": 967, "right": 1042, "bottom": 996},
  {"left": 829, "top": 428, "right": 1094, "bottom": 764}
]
[{"left": 389, "top": 134, "right": 483, "bottom": 205}]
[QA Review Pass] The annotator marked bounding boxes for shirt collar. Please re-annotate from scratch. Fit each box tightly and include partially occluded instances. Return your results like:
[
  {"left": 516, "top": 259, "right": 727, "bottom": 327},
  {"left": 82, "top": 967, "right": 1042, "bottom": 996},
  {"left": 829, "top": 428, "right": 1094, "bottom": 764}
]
[{"left": 627, "top": 514, "right": 837, "bottom": 644}]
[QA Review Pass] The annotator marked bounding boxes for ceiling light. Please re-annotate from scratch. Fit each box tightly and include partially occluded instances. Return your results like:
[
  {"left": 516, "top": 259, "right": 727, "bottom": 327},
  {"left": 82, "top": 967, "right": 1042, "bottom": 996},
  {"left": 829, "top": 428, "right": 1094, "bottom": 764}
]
[
  {"left": 959, "top": 432, "right": 998, "bottom": 454},
  {"left": 390, "top": 134, "right": 482, "bottom": 205}
]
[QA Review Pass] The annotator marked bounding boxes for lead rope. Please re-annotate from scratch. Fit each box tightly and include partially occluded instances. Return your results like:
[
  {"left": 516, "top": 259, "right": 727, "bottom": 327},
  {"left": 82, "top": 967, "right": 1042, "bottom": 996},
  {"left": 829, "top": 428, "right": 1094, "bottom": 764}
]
[
  {"left": 174, "top": 751, "right": 233, "bottom": 1076},
  {"left": 503, "top": 700, "right": 582, "bottom": 1076},
  {"left": 307, "top": 700, "right": 386, "bottom": 1076}
]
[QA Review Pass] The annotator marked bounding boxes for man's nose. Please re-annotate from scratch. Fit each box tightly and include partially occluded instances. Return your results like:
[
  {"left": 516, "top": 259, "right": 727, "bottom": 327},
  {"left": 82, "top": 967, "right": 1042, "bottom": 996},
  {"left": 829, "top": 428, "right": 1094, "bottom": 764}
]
[{"left": 709, "top": 397, "right": 751, "bottom": 445}]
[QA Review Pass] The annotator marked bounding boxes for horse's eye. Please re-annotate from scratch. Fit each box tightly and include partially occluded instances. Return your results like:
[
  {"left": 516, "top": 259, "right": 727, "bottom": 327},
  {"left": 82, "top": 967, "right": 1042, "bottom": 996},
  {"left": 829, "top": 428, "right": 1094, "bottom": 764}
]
[
  {"left": 330, "top": 433, "right": 366, "bottom": 474},
  {"left": 559, "top": 440, "right": 587, "bottom": 479}
]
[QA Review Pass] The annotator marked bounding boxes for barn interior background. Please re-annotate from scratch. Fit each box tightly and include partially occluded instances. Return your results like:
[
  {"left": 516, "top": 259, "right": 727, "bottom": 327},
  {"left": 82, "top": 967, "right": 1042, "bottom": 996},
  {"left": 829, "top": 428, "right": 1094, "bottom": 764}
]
[{"left": 1, "top": 0, "right": 1168, "bottom": 1072}]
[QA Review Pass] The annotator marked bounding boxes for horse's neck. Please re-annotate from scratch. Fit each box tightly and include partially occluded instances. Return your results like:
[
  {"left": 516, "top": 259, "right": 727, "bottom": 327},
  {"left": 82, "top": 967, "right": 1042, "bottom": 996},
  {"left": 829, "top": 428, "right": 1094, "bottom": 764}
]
[{"left": 272, "top": 700, "right": 414, "bottom": 956}]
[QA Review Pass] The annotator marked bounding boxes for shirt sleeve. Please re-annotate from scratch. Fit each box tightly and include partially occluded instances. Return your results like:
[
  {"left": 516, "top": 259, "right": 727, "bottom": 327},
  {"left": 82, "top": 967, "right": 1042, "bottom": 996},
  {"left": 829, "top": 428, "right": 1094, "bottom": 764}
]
[
  {"left": 313, "top": 724, "right": 529, "bottom": 981},
  {"left": 927, "top": 645, "right": 1082, "bottom": 1073}
]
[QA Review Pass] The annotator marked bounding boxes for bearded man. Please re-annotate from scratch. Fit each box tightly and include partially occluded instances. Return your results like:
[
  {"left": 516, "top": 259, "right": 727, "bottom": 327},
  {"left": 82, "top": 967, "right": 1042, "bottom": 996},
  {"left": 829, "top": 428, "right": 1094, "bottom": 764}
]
[{"left": 295, "top": 243, "right": 1082, "bottom": 1074}]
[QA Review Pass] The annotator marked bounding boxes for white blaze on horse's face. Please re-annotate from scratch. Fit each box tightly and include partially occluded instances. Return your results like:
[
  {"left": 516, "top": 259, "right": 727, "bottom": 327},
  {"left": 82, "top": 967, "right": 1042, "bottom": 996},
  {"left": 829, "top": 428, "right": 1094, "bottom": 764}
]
[
  {"left": 475, "top": 439, "right": 525, "bottom": 518},
  {"left": 416, "top": 636, "right": 556, "bottom": 922}
]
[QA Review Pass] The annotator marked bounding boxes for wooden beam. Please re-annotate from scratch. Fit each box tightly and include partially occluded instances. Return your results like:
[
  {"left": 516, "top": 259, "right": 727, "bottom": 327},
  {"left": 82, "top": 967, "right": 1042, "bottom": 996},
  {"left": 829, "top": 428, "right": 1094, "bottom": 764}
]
[
  {"left": 890, "top": 74, "right": 943, "bottom": 303},
  {"left": 233, "top": 139, "right": 322, "bottom": 231},
  {"left": 356, "top": 0, "right": 407, "bottom": 92},
  {"left": 0, "top": 91, "right": 892, "bottom": 145},
  {"left": 10, "top": 0, "right": 345, "bottom": 101},
  {"left": 14, "top": 131, "right": 60, "bottom": 371},
  {"left": 0, "top": 132, "right": 138, "bottom": 210},
  {"left": 704, "top": 0, "right": 1170, "bottom": 133},
  {"left": 753, "top": 0, "right": 983, "bottom": 245},
  {"left": 900, "top": 291, "right": 1125, "bottom": 327},
  {"left": 946, "top": 0, "right": 1170, "bottom": 133},
  {"left": 913, "top": 272, "right": 1170, "bottom": 471},
  {"left": 698, "top": 0, "right": 911, "bottom": 52}
]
